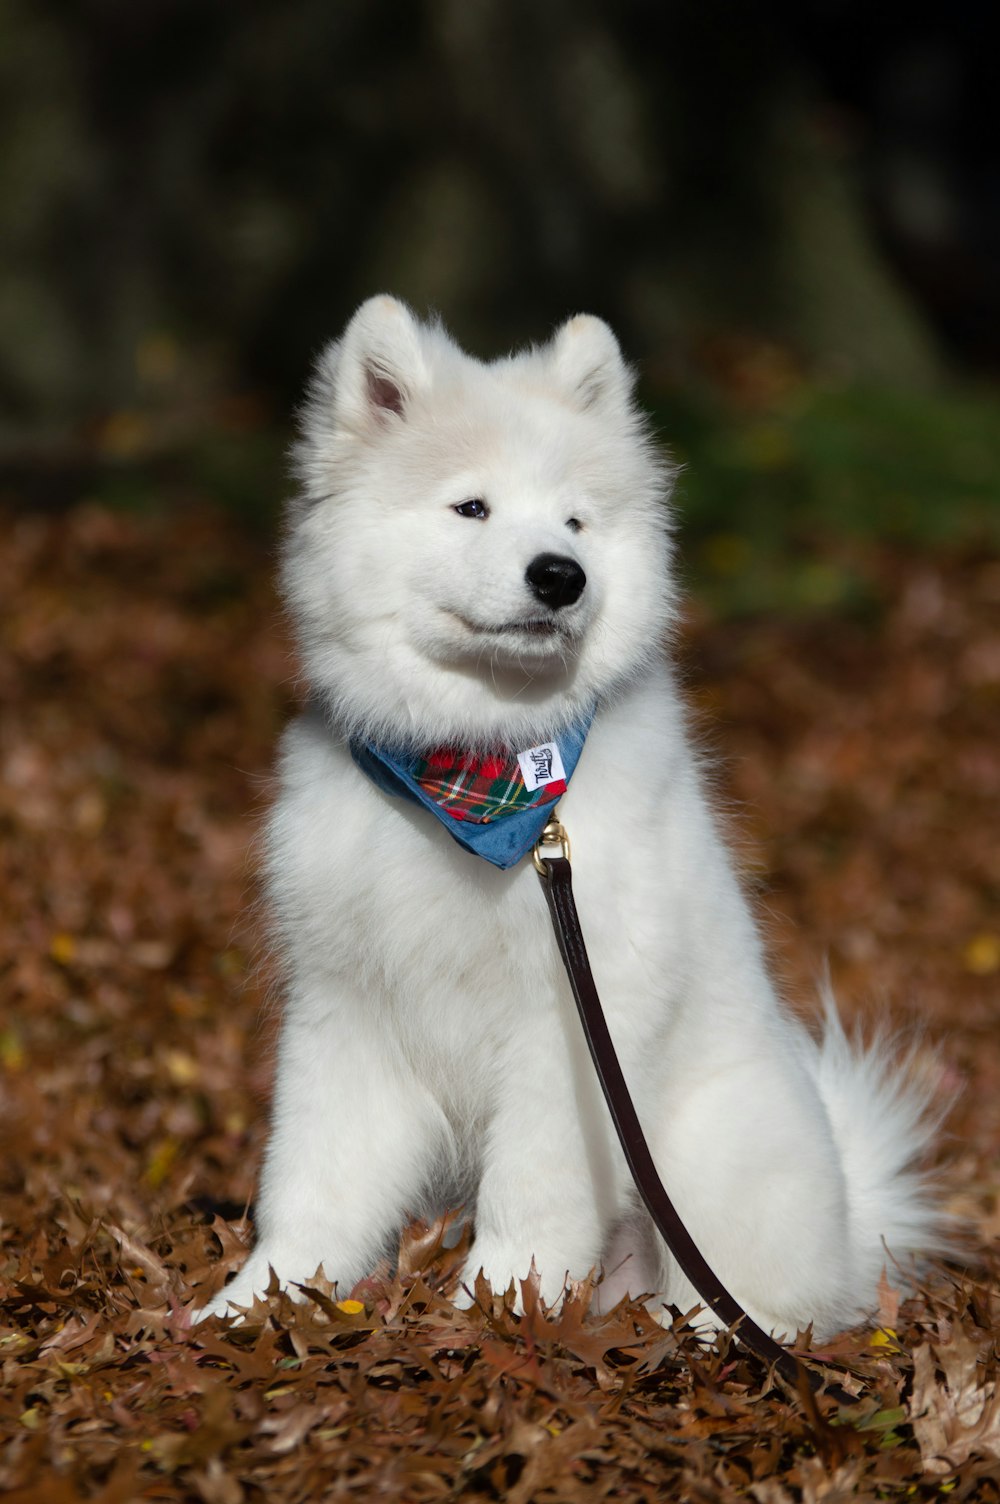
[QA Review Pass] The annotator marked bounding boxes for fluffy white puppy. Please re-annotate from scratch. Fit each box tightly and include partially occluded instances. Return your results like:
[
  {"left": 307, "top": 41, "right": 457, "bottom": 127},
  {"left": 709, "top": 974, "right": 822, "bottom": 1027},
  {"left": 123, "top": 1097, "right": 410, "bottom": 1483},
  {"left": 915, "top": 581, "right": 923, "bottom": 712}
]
[{"left": 197, "top": 296, "right": 940, "bottom": 1337}]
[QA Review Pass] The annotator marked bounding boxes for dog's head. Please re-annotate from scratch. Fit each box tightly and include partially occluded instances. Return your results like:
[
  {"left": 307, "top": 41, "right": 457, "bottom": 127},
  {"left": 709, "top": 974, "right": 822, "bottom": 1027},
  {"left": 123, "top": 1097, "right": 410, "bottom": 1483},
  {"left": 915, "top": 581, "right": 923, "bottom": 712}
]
[{"left": 285, "top": 296, "right": 675, "bottom": 750}]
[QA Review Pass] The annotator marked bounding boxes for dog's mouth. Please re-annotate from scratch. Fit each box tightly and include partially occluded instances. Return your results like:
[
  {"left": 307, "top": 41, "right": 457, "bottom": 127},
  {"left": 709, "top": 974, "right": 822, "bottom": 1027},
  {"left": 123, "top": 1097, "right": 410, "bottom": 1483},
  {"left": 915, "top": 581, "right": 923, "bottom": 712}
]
[
  {"left": 446, "top": 611, "right": 577, "bottom": 648},
  {"left": 456, "top": 615, "right": 563, "bottom": 638}
]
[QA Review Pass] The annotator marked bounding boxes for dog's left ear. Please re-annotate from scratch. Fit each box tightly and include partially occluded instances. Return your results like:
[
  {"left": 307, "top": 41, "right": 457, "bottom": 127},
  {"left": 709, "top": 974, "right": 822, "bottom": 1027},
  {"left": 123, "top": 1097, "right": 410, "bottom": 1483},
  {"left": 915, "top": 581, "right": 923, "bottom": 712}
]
[{"left": 550, "top": 315, "right": 635, "bottom": 412}]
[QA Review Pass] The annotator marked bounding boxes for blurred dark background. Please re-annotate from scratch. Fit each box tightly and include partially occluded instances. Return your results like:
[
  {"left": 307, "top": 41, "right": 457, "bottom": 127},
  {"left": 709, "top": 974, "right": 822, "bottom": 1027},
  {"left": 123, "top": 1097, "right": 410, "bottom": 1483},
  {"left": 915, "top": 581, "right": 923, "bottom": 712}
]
[{"left": 2, "top": 0, "right": 998, "bottom": 610}]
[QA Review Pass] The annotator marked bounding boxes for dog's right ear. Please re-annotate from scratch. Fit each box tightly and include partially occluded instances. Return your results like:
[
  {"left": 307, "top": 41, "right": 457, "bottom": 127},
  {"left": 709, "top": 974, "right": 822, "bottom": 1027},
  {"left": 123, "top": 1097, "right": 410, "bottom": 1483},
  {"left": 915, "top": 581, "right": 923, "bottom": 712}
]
[{"left": 330, "top": 296, "right": 429, "bottom": 434}]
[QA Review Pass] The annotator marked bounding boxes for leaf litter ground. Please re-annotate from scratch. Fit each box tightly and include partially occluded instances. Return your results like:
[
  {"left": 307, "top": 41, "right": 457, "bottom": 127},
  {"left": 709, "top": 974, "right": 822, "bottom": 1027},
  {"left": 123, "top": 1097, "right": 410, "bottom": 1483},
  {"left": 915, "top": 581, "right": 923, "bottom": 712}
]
[{"left": 1, "top": 502, "right": 998, "bottom": 1501}]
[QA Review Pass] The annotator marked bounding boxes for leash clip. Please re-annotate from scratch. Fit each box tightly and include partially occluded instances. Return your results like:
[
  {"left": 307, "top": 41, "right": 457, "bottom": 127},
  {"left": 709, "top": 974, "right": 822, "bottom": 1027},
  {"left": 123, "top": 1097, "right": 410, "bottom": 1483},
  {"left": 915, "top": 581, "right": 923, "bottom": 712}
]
[{"left": 532, "top": 814, "right": 571, "bottom": 874}]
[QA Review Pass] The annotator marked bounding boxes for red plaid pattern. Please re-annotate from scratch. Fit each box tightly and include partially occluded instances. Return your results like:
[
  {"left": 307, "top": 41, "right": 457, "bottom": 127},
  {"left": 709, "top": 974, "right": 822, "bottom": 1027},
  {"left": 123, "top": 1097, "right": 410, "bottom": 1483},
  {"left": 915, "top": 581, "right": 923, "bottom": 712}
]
[{"left": 414, "top": 748, "right": 566, "bottom": 823}]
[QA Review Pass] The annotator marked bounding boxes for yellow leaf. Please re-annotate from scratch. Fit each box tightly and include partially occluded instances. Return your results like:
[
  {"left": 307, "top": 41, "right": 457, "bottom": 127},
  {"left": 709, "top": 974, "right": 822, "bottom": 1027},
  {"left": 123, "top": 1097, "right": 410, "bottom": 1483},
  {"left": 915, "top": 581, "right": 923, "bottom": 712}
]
[
  {"left": 50, "top": 933, "right": 76, "bottom": 966},
  {"left": 963, "top": 934, "right": 1000, "bottom": 975},
  {"left": 145, "top": 1137, "right": 178, "bottom": 1188},
  {"left": 0, "top": 1029, "right": 25, "bottom": 1071},
  {"left": 164, "top": 1049, "right": 199, "bottom": 1086},
  {"left": 335, "top": 1299, "right": 365, "bottom": 1315}
]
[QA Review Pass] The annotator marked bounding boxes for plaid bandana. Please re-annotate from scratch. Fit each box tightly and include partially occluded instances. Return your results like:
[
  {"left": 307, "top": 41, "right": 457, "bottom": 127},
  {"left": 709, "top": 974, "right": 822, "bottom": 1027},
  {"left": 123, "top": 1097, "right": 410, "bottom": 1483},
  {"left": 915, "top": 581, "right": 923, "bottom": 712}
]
[
  {"left": 414, "top": 747, "right": 566, "bottom": 824},
  {"left": 350, "top": 709, "right": 594, "bottom": 870}
]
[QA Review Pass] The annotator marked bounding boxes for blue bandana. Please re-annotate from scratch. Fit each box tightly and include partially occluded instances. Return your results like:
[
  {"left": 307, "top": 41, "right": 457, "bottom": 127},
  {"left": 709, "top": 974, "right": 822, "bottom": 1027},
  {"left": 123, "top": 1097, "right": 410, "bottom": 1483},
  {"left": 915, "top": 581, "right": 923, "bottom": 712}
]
[{"left": 351, "top": 710, "right": 594, "bottom": 870}]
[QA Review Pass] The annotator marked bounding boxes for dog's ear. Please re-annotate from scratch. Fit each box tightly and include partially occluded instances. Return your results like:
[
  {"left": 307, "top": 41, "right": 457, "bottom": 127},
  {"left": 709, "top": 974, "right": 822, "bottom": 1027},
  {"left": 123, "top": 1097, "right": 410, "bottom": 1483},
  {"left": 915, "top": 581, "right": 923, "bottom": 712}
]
[
  {"left": 331, "top": 295, "right": 429, "bottom": 433},
  {"left": 550, "top": 315, "right": 635, "bottom": 412}
]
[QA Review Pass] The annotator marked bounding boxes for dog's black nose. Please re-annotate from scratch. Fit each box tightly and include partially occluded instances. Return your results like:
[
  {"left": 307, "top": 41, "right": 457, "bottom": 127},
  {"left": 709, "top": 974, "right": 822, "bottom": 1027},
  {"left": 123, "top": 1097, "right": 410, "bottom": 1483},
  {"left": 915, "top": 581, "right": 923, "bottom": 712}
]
[{"left": 525, "top": 553, "right": 587, "bottom": 610}]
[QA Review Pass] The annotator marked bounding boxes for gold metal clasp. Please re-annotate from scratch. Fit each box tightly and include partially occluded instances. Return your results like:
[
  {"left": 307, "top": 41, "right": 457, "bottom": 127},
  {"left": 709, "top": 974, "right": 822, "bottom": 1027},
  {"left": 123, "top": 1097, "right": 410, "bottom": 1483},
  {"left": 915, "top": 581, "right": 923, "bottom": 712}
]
[{"left": 532, "top": 814, "right": 571, "bottom": 874}]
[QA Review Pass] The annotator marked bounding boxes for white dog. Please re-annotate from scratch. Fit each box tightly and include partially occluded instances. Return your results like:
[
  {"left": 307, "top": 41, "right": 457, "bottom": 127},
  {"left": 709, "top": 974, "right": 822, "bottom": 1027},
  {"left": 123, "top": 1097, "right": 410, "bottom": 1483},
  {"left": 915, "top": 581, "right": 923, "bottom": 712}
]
[{"left": 197, "top": 296, "right": 940, "bottom": 1338}]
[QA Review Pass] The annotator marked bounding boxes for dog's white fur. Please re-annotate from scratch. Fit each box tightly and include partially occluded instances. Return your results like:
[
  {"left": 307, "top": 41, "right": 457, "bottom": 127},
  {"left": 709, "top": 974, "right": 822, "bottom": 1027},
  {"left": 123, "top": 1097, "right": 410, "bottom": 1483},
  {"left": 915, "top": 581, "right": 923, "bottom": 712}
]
[{"left": 197, "top": 296, "right": 940, "bottom": 1337}]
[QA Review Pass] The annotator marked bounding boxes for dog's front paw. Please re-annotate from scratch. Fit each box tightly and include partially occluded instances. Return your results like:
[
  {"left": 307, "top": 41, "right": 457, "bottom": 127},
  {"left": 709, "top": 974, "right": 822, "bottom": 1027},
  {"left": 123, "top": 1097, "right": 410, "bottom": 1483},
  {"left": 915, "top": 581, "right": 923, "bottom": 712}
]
[
  {"left": 190, "top": 1248, "right": 322, "bottom": 1324},
  {"left": 456, "top": 1243, "right": 570, "bottom": 1311},
  {"left": 190, "top": 1255, "right": 278, "bottom": 1324}
]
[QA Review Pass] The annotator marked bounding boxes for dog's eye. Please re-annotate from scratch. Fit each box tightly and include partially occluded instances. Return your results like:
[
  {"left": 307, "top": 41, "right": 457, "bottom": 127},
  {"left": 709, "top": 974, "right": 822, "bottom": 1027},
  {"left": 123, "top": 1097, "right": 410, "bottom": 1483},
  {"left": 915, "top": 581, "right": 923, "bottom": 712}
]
[
  {"left": 566, "top": 517, "right": 583, "bottom": 533},
  {"left": 454, "top": 499, "right": 489, "bottom": 520}
]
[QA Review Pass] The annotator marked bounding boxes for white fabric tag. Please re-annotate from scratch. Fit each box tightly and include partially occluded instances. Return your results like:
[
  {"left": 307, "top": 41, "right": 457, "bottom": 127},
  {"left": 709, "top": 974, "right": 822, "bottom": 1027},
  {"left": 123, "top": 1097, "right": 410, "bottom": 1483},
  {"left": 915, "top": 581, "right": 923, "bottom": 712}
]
[{"left": 517, "top": 740, "right": 567, "bottom": 791}]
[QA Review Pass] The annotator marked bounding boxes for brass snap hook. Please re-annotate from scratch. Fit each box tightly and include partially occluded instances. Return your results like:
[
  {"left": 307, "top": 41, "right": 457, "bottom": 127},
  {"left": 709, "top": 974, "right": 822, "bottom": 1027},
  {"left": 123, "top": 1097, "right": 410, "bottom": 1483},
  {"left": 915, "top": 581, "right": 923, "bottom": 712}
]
[{"left": 532, "top": 815, "right": 571, "bottom": 874}]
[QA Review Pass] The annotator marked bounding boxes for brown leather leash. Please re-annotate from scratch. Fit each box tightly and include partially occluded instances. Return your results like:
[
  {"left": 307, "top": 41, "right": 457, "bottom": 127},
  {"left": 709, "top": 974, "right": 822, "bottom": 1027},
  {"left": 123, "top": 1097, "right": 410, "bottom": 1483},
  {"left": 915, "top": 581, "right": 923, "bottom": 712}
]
[{"left": 533, "top": 816, "right": 856, "bottom": 1406}]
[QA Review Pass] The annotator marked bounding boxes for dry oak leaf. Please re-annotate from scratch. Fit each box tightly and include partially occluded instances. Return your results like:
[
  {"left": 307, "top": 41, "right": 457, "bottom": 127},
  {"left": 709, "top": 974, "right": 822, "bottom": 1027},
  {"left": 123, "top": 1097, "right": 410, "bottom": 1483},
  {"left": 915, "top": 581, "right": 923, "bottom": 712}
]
[{"left": 910, "top": 1332, "right": 1000, "bottom": 1475}]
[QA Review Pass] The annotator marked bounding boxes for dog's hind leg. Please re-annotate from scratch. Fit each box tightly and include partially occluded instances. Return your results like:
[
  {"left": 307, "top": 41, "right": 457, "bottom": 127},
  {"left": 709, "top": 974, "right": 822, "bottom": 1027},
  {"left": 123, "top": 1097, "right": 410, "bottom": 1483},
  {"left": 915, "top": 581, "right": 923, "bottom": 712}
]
[{"left": 640, "top": 1049, "right": 860, "bottom": 1341}]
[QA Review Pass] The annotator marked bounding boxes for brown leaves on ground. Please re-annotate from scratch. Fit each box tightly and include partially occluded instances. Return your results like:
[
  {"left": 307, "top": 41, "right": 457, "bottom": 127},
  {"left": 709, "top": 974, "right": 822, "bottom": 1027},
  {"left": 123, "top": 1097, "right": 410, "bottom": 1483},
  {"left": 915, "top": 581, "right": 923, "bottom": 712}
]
[
  {"left": 910, "top": 1325, "right": 1000, "bottom": 1477},
  {"left": 1, "top": 502, "right": 999, "bottom": 1501}
]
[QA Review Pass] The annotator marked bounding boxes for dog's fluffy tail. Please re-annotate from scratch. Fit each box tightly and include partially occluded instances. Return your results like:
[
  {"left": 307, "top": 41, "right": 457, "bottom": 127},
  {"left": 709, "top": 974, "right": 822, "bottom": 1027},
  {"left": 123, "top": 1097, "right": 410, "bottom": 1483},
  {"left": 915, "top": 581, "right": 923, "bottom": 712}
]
[{"left": 810, "top": 988, "right": 953, "bottom": 1292}]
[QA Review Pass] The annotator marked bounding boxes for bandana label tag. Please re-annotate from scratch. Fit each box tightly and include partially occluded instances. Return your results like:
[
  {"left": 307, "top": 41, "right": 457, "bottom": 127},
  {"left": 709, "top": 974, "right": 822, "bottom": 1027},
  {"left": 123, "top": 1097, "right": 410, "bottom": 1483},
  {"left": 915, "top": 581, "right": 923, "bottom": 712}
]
[{"left": 517, "top": 740, "right": 567, "bottom": 793}]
